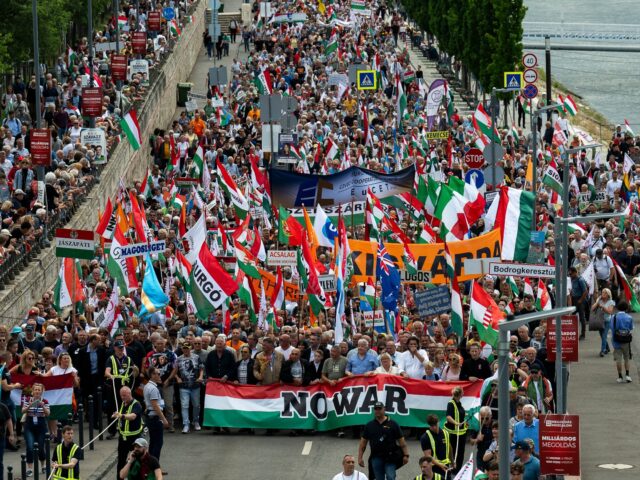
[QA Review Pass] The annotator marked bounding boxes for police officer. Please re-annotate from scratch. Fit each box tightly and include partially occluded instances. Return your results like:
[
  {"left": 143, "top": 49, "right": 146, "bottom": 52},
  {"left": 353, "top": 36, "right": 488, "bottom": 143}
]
[
  {"left": 51, "top": 426, "right": 81, "bottom": 480},
  {"left": 112, "top": 387, "right": 143, "bottom": 480},
  {"left": 143, "top": 367, "right": 169, "bottom": 460},
  {"left": 420, "top": 414, "right": 451, "bottom": 478},
  {"left": 415, "top": 456, "right": 443, "bottom": 480},
  {"left": 105, "top": 338, "right": 138, "bottom": 439}
]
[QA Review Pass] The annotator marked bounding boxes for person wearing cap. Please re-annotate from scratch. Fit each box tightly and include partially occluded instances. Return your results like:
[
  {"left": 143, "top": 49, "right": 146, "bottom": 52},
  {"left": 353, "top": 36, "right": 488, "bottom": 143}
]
[
  {"left": 113, "top": 386, "right": 144, "bottom": 479},
  {"left": 420, "top": 414, "right": 451, "bottom": 477},
  {"left": 105, "top": 339, "right": 138, "bottom": 439},
  {"left": 332, "top": 454, "right": 368, "bottom": 480},
  {"left": 358, "top": 401, "right": 409, "bottom": 480},
  {"left": 19, "top": 321, "right": 44, "bottom": 354},
  {"left": 118, "top": 437, "right": 163, "bottom": 480},
  {"left": 521, "top": 365, "right": 554, "bottom": 414},
  {"left": 176, "top": 341, "right": 204, "bottom": 434},
  {"left": 513, "top": 440, "right": 540, "bottom": 480},
  {"left": 51, "top": 425, "right": 81, "bottom": 480}
]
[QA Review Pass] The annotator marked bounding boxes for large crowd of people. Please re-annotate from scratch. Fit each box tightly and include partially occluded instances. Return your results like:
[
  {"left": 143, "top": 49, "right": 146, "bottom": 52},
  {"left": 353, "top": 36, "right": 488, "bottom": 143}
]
[{"left": 0, "top": 0, "right": 638, "bottom": 479}]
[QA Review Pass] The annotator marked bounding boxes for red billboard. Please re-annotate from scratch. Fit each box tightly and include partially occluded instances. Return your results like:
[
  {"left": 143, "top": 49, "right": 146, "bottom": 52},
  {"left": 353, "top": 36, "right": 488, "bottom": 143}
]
[
  {"left": 148, "top": 11, "right": 161, "bottom": 31},
  {"left": 30, "top": 129, "right": 52, "bottom": 167},
  {"left": 81, "top": 87, "right": 103, "bottom": 117},
  {"left": 546, "top": 315, "right": 579, "bottom": 362},
  {"left": 131, "top": 31, "right": 147, "bottom": 54},
  {"left": 111, "top": 54, "right": 128, "bottom": 81},
  {"left": 539, "top": 414, "right": 580, "bottom": 477}
]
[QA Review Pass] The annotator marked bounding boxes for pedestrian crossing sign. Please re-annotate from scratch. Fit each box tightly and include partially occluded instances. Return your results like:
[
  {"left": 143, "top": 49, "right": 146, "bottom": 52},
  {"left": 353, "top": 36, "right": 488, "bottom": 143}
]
[
  {"left": 504, "top": 72, "right": 523, "bottom": 91},
  {"left": 357, "top": 70, "right": 377, "bottom": 90}
]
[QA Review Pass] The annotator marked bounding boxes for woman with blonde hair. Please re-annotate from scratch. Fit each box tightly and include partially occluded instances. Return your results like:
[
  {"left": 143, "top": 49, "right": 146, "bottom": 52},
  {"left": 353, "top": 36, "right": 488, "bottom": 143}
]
[
  {"left": 440, "top": 353, "right": 462, "bottom": 382},
  {"left": 374, "top": 353, "right": 407, "bottom": 377},
  {"left": 592, "top": 287, "right": 615, "bottom": 356},
  {"left": 22, "top": 382, "right": 50, "bottom": 476}
]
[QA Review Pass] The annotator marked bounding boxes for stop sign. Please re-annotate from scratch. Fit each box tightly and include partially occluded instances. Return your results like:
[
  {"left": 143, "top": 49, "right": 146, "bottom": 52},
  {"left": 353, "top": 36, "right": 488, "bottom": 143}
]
[{"left": 464, "top": 148, "right": 485, "bottom": 169}]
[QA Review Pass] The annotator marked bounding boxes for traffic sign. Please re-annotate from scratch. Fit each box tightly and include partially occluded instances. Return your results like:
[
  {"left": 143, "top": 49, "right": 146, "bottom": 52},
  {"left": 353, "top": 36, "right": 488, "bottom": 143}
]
[
  {"left": 523, "top": 84, "right": 539, "bottom": 99},
  {"left": 504, "top": 72, "right": 523, "bottom": 91},
  {"left": 464, "top": 148, "right": 485, "bottom": 169},
  {"left": 465, "top": 169, "right": 485, "bottom": 190},
  {"left": 162, "top": 7, "right": 175, "bottom": 20},
  {"left": 488, "top": 262, "right": 556, "bottom": 278},
  {"left": 356, "top": 70, "right": 377, "bottom": 90},
  {"left": 523, "top": 68, "right": 538, "bottom": 84},
  {"left": 522, "top": 52, "right": 538, "bottom": 68}
]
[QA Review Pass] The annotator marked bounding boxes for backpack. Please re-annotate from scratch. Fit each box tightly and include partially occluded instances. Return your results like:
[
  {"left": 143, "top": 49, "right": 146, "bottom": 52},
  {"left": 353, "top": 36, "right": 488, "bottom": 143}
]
[{"left": 613, "top": 314, "right": 633, "bottom": 344}]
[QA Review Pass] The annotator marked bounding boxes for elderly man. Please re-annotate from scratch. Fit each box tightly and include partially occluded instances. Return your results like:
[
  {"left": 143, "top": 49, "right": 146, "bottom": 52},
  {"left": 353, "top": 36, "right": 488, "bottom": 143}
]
[
  {"left": 512, "top": 404, "right": 540, "bottom": 454},
  {"left": 346, "top": 339, "right": 380, "bottom": 376},
  {"left": 112, "top": 387, "right": 144, "bottom": 478}
]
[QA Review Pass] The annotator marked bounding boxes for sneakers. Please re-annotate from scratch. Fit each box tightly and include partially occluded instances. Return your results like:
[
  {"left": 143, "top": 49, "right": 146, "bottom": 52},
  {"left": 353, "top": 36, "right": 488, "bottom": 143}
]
[
  {"left": 617, "top": 377, "right": 626, "bottom": 383},
  {"left": 182, "top": 425, "right": 190, "bottom": 434},
  {"left": 337, "top": 430, "right": 345, "bottom": 438},
  {"left": 26, "top": 470, "right": 32, "bottom": 477},
  {"left": 626, "top": 375, "right": 633, "bottom": 383},
  {"left": 194, "top": 422, "right": 201, "bottom": 431}
]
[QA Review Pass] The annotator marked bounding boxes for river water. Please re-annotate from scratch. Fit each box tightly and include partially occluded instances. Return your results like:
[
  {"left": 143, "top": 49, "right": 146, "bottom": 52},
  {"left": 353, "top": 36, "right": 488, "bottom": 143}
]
[{"left": 524, "top": 0, "right": 640, "bottom": 132}]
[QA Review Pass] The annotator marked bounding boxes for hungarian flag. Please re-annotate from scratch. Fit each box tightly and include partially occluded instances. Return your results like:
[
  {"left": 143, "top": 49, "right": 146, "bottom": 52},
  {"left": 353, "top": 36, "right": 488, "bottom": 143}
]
[
  {"left": 523, "top": 278, "right": 535, "bottom": 298},
  {"left": 325, "top": 137, "right": 340, "bottom": 160},
  {"left": 536, "top": 280, "right": 552, "bottom": 311},
  {"left": 325, "top": 29, "right": 339, "bottom": 55},
  {"left": 418, "top": 221, "right": 437, "bottom": 244},
  {"left": 190, "top": 244, "right": 239, "bottom": 319},
  {"left": 107, "top": 228, "right": 139, "bottom": 295},
  {"left": 624, "top": 119, "right": 635, "bottom": 137},
  {"left": 396, "top": 72, "right": 407, "bottom": 129},
  {"left": 298, "top": 235, "right": 327, "bottom": 314},
  {"left": 119, "top": 110, "right": 141, "bottom": 150},
  {"left": 11, "top": 374, "right": 74, "bottom": 420},
  {"left": 445, "top": 244, "right": 464, "bottom": 338},
  {"left": 182, "top": 214, "right": 207, "bottom": 264},
  {"left": 128, "top": 190, "right": 148, "bottom": 243},
  {"left": 95, "top": 197, "right": 114, "bottom": 239},
  {"left": 563, "top": 95, "right": 578, "bottom": 116},
  {"left": 612, "top": 257, "right": 640, "bottom": 312},
  {"left": 486, "top": 186, "right": 535, "bottom": 262},
  {"left": 542, "top": 160, "right": 563, "bottom": 194},
  {"left": 216, "top": 159, "right": 249, "bottom": 219},
  {"left": 433, "top": 184, "right": 470, "bottom": 242},
  {"left": 255, "top": 68, "right": 273, "bottom": 95},
  {"left": 469, "top": 281, "right": 504, "bottom": 347},
  {"left": 98, "top": 278, "right": 125, "bottom": 337},
  {"left": 169, "top": 19, "right": 181, "bottom": 36},
  {"left": 365, "top": 188, "right": 384, "bottom": 241},
  {"left": 192, "top": 145, "right": 205, "bottom": 177},
  {"left": 448, "top": 175, "right": 485, "bottom": 226},
  {"left": 277, "top": 206, "right": 304, "bottom": 246},
  {"left": 139, "top": 168, "right": 153, "bottom": 198},
  {"left": 234, "top": 243, "right": 261, "bottom": 280},
  {"left": 472, "top": 103, "right": 500, "bottom": 144},
  {"left": 271, "top": 267, "right": 285, "bottom": 311},
  {"left": 53, "top": 258, "right": 85, "bottom": 312},
  {"left": 237, "top": 270, "right": 259, "bottom": 324}
]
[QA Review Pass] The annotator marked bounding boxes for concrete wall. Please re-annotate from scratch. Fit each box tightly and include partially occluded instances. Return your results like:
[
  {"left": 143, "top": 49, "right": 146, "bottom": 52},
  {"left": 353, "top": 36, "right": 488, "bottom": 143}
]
[{"left": 0, "top": 3, "right": 205, "bottom": 323}]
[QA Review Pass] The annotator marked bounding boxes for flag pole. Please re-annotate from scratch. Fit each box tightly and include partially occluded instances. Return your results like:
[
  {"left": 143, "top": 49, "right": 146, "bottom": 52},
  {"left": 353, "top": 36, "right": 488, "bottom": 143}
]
[
  {"left": 71, "top": 258, "right": 77, "bottom": 323},
  {"left": 350, "top": 197, "right": 355, "bottom": 239}
]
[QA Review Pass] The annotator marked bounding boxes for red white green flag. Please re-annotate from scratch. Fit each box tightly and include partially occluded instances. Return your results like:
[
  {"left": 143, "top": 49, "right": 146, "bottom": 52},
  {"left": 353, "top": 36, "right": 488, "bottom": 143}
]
[
  {"left": 119, "top": 110, "right": 141, "bottom": 150},
  {"left": 536, "top": 280, "right": 552, "bottom": 311},
  {"left": 469, "top": 281, "right": 504, "bottom": 348},
  {"left": 190, "top": 244, "right": 239, "bottom": 319},
  {"left": 53, "top": 257, "right": 85, "bottom": 312}
]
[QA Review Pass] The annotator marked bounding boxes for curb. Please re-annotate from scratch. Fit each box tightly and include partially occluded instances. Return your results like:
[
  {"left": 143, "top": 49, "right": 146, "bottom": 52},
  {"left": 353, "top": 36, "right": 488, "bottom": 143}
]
[{"left": 87, "top": 452, "right": 117, "bottom": 480}]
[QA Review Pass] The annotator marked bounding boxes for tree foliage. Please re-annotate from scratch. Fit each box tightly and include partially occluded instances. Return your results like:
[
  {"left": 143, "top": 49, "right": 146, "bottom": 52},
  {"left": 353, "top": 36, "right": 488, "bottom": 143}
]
[
  {"left": 402, "top": 0, "right": 527, "bottom": 92},
  {"left": 0, "top": 0, "right": 112, "bottom": 68}
]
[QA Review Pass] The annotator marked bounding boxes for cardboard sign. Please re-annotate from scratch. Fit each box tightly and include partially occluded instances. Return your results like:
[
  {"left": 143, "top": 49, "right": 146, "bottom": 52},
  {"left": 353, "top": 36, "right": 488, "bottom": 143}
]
[
  {"left": 132, "top": 31, "right": 147, "bottom": 54},
  {"left": 80, "top": 128, "right": 108, "bottom": 164},
  {"left": 81, "top": 87, "right": 103, "bottom": 117},
  {"left": 546, "top": 315, "right": 579, "bottom": 362},
  {"left": 362, "top": 310, "right": 384, "bottom": 328},
  {"left": 148, "top": 11, "right": 162, "bottom": 31},
  {"left": 318, "top": 274, "right": 336, "bottom": 292},
  {"left": 30, "top": 128, "right": 52, "bottom": 167},
  {"left": 129, "top": 59, "right": 149, "bottom": 86},
  {"left": 111, "top": 54, "right": 128, "bottom": 81},
  {"left": 415, "top": 287, "right": 451, "bottom": 317},
  {"left": 539, "top": 414, "right": 580, "bottom": 477}
]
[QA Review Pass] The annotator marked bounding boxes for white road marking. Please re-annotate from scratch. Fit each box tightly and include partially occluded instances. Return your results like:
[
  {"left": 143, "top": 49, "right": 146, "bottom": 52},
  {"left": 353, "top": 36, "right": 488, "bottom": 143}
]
[{"left": 301, "top": 441, "right": 313, "bottom": 455}]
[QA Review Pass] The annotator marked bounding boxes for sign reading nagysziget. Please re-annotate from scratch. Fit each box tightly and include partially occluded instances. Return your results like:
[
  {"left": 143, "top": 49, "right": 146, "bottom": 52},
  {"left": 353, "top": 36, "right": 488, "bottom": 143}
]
[
  {"left": 111, "top": 240, "right": 167, "bottom": 259},
  {"left": 488, "top": 262, "right": 556, "bottom": 279},
  {"left": 55, "top": 229, "right": 95, "bottom": 259}
]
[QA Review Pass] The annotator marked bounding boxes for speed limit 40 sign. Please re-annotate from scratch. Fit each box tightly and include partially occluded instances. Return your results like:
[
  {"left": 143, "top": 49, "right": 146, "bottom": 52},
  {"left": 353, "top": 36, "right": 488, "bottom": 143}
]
[{"left": 522, "top": 52, "right": 538, "bottom": 69}]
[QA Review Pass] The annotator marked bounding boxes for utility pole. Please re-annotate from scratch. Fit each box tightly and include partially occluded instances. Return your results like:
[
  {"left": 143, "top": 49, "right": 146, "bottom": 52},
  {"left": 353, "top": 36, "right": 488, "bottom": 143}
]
[
  {"left": 545, "top": 36, "right": 552, "bottom": 118},
  {"left": 32, "top": 0, "right": 44, "bottom": 182},
  {"left": 87, "top": 0, "right": 95, "bottom": 128}
]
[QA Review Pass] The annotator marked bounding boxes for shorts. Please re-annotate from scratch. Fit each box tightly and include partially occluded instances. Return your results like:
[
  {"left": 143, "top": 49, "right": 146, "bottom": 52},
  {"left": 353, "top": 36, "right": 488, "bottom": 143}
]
[{"left": 613, "top": 344, "right": 631, "bottom": 362}]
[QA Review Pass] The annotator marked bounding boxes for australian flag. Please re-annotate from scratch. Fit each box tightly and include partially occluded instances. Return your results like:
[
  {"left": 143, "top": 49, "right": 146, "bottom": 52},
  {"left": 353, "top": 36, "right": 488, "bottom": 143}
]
[{"left": 377, "top": 240, "right": 401, "bottom": 312}]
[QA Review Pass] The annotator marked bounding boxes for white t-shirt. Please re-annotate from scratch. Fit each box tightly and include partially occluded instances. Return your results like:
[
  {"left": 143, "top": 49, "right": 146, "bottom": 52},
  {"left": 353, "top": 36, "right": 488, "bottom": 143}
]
[
  {"left": 275, "top": 345, "right": 293, "bottom": 361},
  {"left": 331, "top": 472, "right": 368, "bottom": 480},
  {"left": 49, "top": 365, "right": 78, "bottom": 376}
]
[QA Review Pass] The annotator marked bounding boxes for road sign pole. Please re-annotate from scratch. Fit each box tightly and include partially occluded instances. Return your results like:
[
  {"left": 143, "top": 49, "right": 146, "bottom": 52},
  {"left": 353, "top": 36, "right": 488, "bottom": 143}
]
[
  {"left": 546, "top": 36, "right": 552, "bottom": 118},
  {"left": 531, "top": 105, "right": 537, "bottom": 230},
  {"left": 490, "top": 88, "right": 497, "bottom": 189}
]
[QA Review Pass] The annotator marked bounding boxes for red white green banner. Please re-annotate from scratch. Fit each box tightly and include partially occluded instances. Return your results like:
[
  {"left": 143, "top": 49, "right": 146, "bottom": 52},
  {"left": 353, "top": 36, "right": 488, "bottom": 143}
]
[
  {"left": 204, "top": 375, "right": 482, "bottom": 430},
  {"left": 10, "top": 373, "right": 74, "bottom": 420},
  {"left": 55, "top": 228, "right": 95, "bottom": 259}
]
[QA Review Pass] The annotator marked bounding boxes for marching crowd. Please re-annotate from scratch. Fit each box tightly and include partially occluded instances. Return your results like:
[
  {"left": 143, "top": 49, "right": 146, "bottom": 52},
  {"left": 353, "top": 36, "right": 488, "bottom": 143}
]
[{"left": 0, "top": 0, "right": 638, "bottom": 479}]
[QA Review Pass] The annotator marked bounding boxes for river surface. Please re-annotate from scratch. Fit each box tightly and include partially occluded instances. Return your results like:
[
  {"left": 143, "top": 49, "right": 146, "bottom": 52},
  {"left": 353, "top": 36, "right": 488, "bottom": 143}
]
[{"left": 524, "top": 0, "right": 640, "bottom": 132}]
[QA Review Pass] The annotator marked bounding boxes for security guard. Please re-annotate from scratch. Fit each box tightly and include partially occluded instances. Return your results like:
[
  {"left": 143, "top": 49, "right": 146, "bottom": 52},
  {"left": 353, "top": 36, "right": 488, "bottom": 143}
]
[
  {"left": 105, "top": 338, "right": 138, "bottom": 439},
  {"left": 443, "top": 386, "right": 467, "bottom": 474},
  {"left": 51, "top": 426, "right": 81, "bottom": 479},
  {"left": 112, "top": 386, "right": 143, "bottom": 480},
  {"left": 420, "top": 414, "right": 451, "bottom": 477},
  {"left": 415, "top": 456, "right": 443, "bottom": 480}
]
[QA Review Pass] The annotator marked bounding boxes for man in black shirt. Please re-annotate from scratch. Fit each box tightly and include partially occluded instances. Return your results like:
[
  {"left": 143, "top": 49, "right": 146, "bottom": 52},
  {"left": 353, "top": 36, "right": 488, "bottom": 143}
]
[
  {"left": 459, "top": 344, "right": 491, "bottom": 381},
  {"left": 205, "top": 336, "right": 237, "bottom": 381},
  {"left": 358, "top": 402, "right": 409, "bottom": 479},
  {"left": 51, "top": 426, "right": 81, "bottom": 480}
]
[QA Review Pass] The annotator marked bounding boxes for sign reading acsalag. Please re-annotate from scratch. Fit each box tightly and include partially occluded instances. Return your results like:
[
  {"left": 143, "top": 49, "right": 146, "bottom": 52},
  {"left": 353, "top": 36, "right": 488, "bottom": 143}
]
[{"left": 55, "top": 229, "right": 95, "bottom": 259}]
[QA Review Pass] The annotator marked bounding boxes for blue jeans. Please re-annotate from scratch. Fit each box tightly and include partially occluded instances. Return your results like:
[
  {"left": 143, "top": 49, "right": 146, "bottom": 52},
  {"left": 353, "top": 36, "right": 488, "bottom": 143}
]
[
  {"left": 24, "top": 420, "right": 47, "bottom": 464},
  {"left": 179, "top": 387, "right": 200, "bottom": 426},
  {"left": 600, "top": 319, "right": 611, "bottom": 353},
  {"left": 371, "top": 456, "right": 397, "bottom": 480}
]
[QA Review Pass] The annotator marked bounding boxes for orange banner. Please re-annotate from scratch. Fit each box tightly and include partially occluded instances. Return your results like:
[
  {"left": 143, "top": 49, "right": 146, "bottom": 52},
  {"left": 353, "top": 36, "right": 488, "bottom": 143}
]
[
  {"left": 252, "top": 268, "right": 300, "bottom": 301},
  {"left": 349, "top": 229, "right": 502, "bottom": 284}
]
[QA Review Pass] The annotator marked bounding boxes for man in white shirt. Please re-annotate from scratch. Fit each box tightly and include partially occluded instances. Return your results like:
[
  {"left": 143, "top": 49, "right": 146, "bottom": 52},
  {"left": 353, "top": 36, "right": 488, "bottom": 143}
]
[
  {"left": 606, "top": 170, "right": 622, "bottom": 200},
  {"left": 397, "top": 336, "right": 428, "bottom": 379},
  {"left": 275, "top": 334, "right": 294, "bottom": 360},
  {"left": 332, "top": 454, "right": 368, "bottom": 480}
]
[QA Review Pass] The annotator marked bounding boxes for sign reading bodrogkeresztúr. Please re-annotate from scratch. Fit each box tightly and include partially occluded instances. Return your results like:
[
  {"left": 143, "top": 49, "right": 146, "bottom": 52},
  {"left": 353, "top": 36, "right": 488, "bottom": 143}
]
[
  {"left": 111, "top": 240, "right": 167, "bottom": 259},
  {"left": 55, "top": 229, "right": 95, "bottom": 259},
  {"left": 488, "top": 262, "right": 556, "bottom": 278}
]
